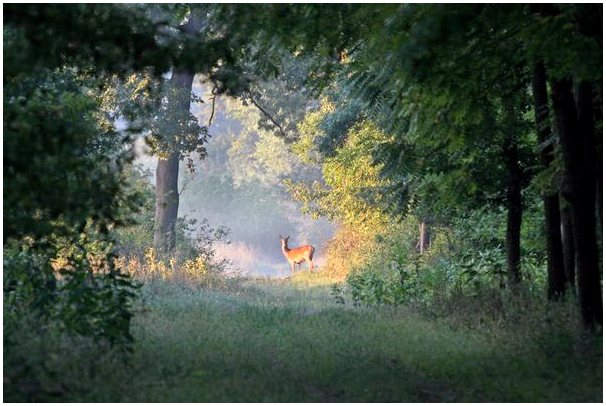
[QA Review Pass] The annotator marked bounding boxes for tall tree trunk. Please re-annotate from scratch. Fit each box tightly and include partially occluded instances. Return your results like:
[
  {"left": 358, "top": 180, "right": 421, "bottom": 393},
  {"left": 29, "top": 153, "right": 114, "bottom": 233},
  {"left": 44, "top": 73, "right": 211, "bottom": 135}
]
[
  {"left": 419, "top": 221, "right": 431, "bottom": 255},
  {"left": 152, "top": 12, "right": 203, "bottom": 254},
  {"left": 576, "top": 81, "right": 600, "bottom": 237},
  {"left": 153, "top": 68, "right": 195, "bottom": 254},
  {"left": 596, "top": 160, "right": 602, "bottom": 234},
  {"left": 551, "top": 77, "right": 602, "bottom": 328},
  {"left": 531, "top": 62, "right": 566, "bottom": 299},
  {"left": 560, "top": 194, "right": 576, "bottom": 290},
  {"left": 594, "top": 85, "right": 602, "bottom": 231},
  {"left": 154, "top": 152, "right": 180, "bottom": 253},
  {"left": 504, "top": 132, "right": 523, "bottom": 289}
]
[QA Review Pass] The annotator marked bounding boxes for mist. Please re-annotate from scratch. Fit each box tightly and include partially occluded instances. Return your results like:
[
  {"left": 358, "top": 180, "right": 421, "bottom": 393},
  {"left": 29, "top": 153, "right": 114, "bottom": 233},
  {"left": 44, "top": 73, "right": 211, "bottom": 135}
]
[{"left": 134, "top": 75, "right": 335, "bottom": 277}]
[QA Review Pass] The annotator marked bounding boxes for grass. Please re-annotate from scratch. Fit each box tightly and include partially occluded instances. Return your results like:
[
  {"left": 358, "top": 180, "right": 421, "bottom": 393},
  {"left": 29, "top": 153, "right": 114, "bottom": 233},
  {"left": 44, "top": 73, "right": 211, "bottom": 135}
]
[{"left": 4, "top": 271, "right": 602, "bottom": 402}]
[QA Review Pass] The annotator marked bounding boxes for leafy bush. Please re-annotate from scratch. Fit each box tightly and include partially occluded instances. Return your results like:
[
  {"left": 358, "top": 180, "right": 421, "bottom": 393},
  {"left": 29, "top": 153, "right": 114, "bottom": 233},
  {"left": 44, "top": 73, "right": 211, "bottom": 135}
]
[
  {"left": 4, "top": 67, "right": 142, "bottom": 348},
  {"left": 116, "top": 215, "right": 236, "bottom": 289},
  {"left": 341, "top": 205, "right": 548, "bottom": 307},
  {"left": 334, "top": 219, "right": 433, "bottom": 306},
  {"left": 322, "top": 226, "right": 376, "bottom": 280},
  {"left": 4, "top": 228, "right": 139, "bottom": 348}
]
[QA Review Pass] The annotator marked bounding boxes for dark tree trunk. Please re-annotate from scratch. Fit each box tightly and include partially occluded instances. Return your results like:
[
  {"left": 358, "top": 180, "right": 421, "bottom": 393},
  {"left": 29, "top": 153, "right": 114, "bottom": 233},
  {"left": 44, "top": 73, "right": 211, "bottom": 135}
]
[
  {"left": 595, "top": 84, "right": 603, "bottom": 233},
  {"left": 504, "top": 133, "right": 523, "bottom": 289},
  {"left": 577, "top": 80, "right": 600, "bottom": 234},
  {"left": 153, "top": 152, "right": 180, "bottom": 253},
  {"left": 152, "top": 13, "right": 204, "bottom": 255},
  {"left": 551, "top": 77, "right": 602, "bottom": 328},
  {"left": 594, "top": 85, "right": 603, "bottom": 231},
  {"left": 597, "top": 163, "right": 602, "bottom": 234},
  {"left": 531, "top": 62, "right": 567, "bottom": 299},
  {"left": 419, "top": 221, "right": 431, "bottom": 255},
  {"left": 153, "top": 68, "right": 195, "bottom": 254},
  {"left": 560, "top": 194, "right": 576, "bottom": 290}
]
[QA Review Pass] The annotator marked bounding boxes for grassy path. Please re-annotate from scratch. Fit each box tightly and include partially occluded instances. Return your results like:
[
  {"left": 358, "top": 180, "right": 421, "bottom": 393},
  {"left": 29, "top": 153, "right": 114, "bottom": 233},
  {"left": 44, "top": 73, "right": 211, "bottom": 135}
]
[{"left": 92, "top": 274, "right": 601, "bottom": 402}]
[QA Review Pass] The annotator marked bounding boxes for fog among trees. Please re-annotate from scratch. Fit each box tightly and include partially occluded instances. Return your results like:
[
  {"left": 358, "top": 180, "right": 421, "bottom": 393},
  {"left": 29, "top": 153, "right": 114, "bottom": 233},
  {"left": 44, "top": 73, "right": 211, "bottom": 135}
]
[{"left": 134, "top": 79, "right": 335, "bottom": 276}]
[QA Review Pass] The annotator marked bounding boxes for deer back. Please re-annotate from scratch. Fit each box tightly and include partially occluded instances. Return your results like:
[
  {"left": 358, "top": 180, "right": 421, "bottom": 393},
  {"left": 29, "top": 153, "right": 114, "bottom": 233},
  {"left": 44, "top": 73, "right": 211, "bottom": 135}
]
[{"left": 283, "top": 244, "right": 315, "bottom": 262}]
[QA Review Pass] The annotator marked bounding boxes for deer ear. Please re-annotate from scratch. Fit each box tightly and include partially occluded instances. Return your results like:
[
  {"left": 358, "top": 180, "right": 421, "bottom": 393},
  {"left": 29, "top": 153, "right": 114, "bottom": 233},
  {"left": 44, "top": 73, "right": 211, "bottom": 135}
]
[
  {"left": 279, "top": 234, "right": 282, "bottom": 239},
  {"left": 286, "top": 235, "right": 290, "bottom": 240}
]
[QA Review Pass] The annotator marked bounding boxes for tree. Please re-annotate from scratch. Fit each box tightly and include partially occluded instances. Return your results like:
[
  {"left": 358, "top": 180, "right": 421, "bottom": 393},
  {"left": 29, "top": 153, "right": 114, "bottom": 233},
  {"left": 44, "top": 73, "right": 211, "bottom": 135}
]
[
  {"left": 531, "top": 61, "right": 567, "bottom": 299},
  {"left": 527, "top": 3, "right": 602, "bottom": 327},
  {"left": 3, "top": 66, "right": 140, "bottom": 345},
  {"left": 3, "top": 3, "right": 184, "bottom": 345},
  {"left": 551, "top": 78, "right": 601, "bottom": 326},
  {"left": 152, "top": 13, "right": 205, "bottom": 254},
  {"left": 334, "top": 4, "right": 537, "bottom": 288}
]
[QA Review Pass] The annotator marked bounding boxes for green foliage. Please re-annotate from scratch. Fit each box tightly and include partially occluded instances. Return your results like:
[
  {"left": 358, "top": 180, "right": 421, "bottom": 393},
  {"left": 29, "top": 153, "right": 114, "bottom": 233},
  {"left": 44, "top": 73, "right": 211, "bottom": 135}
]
[
  {"left": 111, "top": 165, "right": 156, "bottom": 258},
  {"left": 223, "top": 96, "right": 312, "bottom": 186},
  {"left": 4, "top": 4, "right": 175, "bottom": 77},
  {"left": 3, "top": 21, "right": 161, "bottom": 350},
  {"left": 232, "top": 49, "right": 315, "bottom": 142},
  {"left": 4, "top": 66, "right": 141, "bottom": 343},
  {"left": 99, "top": 72, "right": 163, "bottom": 133},
  {"left": 4, "top": 233, "right": 138, "bottom": 348},
  {"left": 521, "top": 4, "right": 602, "bottom": 82},
  {"left": 147, "top": 81, "right": 210, "bottom": 161},
  {"left": 4, "top": 70, "right": 125, "bottom": 240},
  {"left": 290, "top": 105, "right": 397, "bottom": 233},
  {"left": 343, "top": 221, "right": 441, "bottom": 306},
  {"left": 341, "top": 201, "right": 549, "bottom": 307}
]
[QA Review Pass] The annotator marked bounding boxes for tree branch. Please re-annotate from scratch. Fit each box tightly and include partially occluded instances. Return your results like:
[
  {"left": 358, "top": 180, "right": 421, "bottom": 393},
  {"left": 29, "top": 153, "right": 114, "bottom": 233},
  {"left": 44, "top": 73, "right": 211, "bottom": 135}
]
[
  {"left": 247, "top": 92, "right": 287, "bottom": 138},
  {"left": 208, "top": 85, "right": 217, "bottom": 127},
  {"left": 178, "top": 165, "right": 194, "bottom": 196}
]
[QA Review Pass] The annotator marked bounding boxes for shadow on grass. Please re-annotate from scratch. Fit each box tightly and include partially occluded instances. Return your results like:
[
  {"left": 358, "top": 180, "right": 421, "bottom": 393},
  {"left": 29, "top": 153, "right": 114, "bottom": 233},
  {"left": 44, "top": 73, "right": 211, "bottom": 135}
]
[{"left": 4, "top": 273, "right": 602, "bottom": 402}]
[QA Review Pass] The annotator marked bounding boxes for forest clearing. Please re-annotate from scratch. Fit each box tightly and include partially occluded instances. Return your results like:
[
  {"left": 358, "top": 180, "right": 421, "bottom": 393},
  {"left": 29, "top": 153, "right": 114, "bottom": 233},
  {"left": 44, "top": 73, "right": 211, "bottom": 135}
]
[{"left": 3, "top": 3, "right": 603, "bottom": 403}]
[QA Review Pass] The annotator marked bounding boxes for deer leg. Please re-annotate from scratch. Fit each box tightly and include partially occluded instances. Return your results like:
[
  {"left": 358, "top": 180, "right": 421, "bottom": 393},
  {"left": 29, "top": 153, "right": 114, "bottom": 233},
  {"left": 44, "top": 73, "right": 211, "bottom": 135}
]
[
  {"left": 307, "top": 259, "right": 314, "bottom": 272},
  {"left": 290, "top": 262, "right": 295, "bottom": 273}
]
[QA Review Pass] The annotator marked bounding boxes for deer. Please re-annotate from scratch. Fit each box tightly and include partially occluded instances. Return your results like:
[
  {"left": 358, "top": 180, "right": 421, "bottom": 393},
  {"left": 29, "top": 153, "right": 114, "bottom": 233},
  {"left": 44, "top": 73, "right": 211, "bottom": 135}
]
[{"left": 279, "top": 235, "right": 315, "bottom": 273}]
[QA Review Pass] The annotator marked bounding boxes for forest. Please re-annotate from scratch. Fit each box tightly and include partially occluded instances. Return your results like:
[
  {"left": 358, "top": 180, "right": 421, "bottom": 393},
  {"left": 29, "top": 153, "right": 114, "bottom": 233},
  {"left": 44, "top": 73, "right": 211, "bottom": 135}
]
[{"left": 3, "top": 3, "right": 603, "bottom": 402}]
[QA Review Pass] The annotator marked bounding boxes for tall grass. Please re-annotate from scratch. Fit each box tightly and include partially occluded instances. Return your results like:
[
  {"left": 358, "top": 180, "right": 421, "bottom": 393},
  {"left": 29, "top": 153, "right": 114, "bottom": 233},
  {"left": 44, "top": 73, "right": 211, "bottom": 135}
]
[{"left": 5, "top": 273, "right": 601, "bottom": 402}]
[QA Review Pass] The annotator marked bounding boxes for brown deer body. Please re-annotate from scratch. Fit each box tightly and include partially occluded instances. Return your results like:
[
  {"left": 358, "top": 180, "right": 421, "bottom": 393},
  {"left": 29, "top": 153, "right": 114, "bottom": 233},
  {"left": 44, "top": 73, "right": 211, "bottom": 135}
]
[{"left": 280, "top": 235, "right": 315, "bottom": 273}]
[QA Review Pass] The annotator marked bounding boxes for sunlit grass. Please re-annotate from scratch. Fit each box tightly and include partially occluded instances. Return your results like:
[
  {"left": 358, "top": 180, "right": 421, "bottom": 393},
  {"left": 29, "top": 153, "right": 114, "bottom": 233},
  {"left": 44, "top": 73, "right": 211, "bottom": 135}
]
[{"left": 286, "top": 268, "right": 346, "bottom": 286}]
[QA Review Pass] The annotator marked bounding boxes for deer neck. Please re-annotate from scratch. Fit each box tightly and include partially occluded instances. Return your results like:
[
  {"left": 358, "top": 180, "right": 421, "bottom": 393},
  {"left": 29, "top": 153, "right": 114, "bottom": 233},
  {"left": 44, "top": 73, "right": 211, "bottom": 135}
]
[{"left": 282, "top": 243, "right": 290, "bottom": 256}]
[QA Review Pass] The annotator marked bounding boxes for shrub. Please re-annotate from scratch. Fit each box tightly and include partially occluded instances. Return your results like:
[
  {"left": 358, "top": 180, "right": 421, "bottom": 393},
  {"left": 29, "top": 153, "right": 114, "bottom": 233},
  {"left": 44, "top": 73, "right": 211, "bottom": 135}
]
[
  {"left": 322, "top": 226, "right": 377, "bottom": 280},
  {"left": 117, "top": 217, "right": 237, "bottom": 290},
  {"left": 340, "top": 207, "right": 549, "bottom": 307},
  {"left": 4, "top": 228, "right": 139, "bottom": 348}
]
